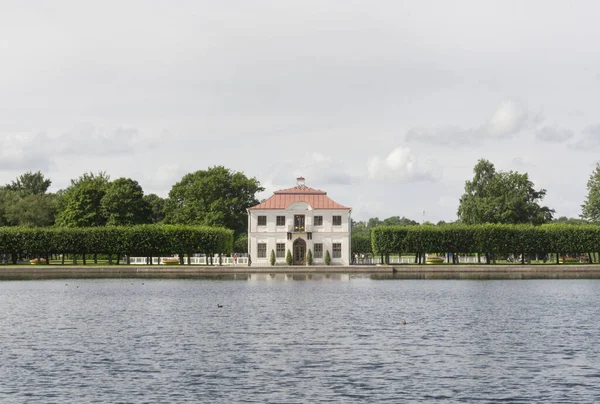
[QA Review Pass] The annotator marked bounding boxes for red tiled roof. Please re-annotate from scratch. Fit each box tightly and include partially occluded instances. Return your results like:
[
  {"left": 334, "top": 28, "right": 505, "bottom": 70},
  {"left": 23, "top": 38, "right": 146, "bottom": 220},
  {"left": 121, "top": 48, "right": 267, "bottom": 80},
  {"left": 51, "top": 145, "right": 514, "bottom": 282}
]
[{"left": 249, "top": 185, "right": 350, "bottom": 210}]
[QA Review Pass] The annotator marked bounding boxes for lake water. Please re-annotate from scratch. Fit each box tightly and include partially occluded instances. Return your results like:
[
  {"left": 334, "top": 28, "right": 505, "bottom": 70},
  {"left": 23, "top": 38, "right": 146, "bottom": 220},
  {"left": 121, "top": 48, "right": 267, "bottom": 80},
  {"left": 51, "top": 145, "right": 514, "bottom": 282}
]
[{"left": 0, "top": 276, "right": 599, "bottom": 403}]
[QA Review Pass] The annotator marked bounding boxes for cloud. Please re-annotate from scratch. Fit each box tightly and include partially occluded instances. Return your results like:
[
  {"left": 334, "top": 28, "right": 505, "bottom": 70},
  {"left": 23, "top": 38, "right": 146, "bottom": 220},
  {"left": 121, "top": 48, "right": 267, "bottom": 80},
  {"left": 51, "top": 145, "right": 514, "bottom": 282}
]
[
  {"left": 536, "top": 125, "right": 574, "bottom": 143},
  {"left": 368, "top": 147, "right": 437, "bottom": 182},
  {"left": 405, "top": 100, "right": 536, "bottom": 146},
  {"left": 0, "top": 132, "right": 51, "bottom": 170},
  {"left": 569, "top": 124, "right": 600, "bottom": 150}
]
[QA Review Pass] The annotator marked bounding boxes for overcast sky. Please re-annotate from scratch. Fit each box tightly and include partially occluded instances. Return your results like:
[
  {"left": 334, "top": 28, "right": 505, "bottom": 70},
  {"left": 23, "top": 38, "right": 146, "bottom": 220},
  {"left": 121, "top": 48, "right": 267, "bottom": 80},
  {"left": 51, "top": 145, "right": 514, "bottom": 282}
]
[{"left": 2, "top": 0, "right": 599, "bottom": 222}]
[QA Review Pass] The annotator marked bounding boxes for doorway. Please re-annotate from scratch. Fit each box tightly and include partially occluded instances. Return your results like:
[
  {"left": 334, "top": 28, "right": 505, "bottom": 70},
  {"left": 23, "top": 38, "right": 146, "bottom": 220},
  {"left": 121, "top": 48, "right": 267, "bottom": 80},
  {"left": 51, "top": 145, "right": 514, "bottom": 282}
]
[{"left": 293, "top": 238, "right": 306, "bottom": 265}]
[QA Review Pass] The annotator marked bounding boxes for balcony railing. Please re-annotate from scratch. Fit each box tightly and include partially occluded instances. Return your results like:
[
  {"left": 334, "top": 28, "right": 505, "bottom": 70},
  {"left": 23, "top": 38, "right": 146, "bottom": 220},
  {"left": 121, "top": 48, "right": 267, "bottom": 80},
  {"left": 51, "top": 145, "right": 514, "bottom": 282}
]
[{"left": 288, "top": 224, "right": 312, "bottom": 233}]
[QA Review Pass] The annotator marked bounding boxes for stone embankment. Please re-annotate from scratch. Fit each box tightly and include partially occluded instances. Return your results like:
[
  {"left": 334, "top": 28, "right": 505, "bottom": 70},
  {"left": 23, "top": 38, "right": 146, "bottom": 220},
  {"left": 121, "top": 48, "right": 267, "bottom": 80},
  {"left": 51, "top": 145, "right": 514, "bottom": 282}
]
[{"left": 1, "top": 264, "right": 600, "bottom": 280}]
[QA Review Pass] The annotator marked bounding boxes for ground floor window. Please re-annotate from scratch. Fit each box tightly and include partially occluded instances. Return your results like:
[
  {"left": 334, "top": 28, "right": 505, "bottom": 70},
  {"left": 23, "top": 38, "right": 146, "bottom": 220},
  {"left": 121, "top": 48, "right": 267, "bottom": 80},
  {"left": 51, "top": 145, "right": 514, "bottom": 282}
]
[
  {"left": 257, "top": 243, "right": 267, "bottom": 258},
  {"left": 333, "top": 243, "right": 342, "bottom": 258},
  {"left": 276, "top": 243, "right": 285, "bottom": 258},
  {"left": 314, "top": 243, "right": 323, "bottom": 258}
]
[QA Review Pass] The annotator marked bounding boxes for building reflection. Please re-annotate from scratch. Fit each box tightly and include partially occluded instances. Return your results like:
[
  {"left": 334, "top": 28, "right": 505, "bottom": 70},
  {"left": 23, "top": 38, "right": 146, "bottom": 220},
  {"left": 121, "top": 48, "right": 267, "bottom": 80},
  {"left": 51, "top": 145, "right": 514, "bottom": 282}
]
[{"left": 248, "top": 273, "right": 350, "bottom": 282}]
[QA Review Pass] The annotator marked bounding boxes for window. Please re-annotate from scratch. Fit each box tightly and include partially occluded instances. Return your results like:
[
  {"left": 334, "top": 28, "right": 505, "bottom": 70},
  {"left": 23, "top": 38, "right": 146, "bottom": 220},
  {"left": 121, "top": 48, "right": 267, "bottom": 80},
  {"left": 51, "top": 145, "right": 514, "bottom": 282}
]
[
  {"left": 314, "top": 243, "right": 323, "bottom": 258},
  {"left": 333, "top": 243, "right": 342, "bottom": 258},
  {"left": 276, "top": 243, "right": 285, "bottom": 258},
  {"left": 257, "top": 216, "right": 267, "bottom": 226},
  {"left": 257, "top": 243, "right": 267, "bottom": 258},
  {"left": 332, "top": 215, "right": 342, "bottom": 226},
  {"left": 294, "top": 215, "right": 305, "bottom": 231},
  {"left": 276, "top": 216, "right": 286, "bottom": 226},
  {"left": 314, "top": 216, "right": 323, "bottom": 226}
]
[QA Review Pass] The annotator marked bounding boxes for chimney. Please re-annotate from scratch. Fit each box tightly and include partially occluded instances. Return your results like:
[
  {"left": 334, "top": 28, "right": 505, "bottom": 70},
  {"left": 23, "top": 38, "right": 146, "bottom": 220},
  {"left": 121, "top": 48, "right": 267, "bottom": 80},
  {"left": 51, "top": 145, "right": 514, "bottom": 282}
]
[{"left": 296, "top": 176, "right": 305, "bottom": 187}]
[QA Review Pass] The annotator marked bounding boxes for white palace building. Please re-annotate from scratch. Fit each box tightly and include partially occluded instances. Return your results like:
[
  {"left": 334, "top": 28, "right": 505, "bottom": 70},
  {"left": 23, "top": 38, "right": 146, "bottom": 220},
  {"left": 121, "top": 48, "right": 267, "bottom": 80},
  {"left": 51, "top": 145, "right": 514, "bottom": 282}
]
[{"left": 247, "top": 177, "right": 352, "bottom": 265}]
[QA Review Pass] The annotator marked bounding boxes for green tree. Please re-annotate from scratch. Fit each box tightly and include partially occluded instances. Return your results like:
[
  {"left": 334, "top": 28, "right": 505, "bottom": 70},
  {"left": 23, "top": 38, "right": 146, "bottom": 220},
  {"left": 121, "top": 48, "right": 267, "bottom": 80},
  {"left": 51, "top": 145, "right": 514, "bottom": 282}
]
[
  {"left": 2, "top": 192, "right": 57, "bottom": 227},
  {"left": 306, "top": 249, "right": 313, "bottom": 265},
  {"left": 55, "top": 172, "right": 110, "bottom": 227},
  {"left": 382, "top": 216, "right": 419, "bottom": 226},
  {"left": 286, "top": 249, "right": 293, "bottom": 265},
  {"left": 6, "top": 171, "right": 51, "bottom": 196},
  {"left": 324, "top": 250, "right": 331, "bottom": 265},
  {"left": 144, "top": 194, "right": 166, "bottom": 224},
  {"left": 457, "top": 159, "right": 554, "bottom": 225},
  {"left": 270, "top": 249, "right": 276, "bottom": 266},
  {"left": 581, "top": 163, "right": 600, "bottom": 223},
  {"left": 164, "top": 166, "right": 263, "bottom": 235},
  {"left": 101, "top": 178, "right": 151, "bottom": 226},
  {"left": 553, "top": 216, "right": 587, "bottom": 225}
]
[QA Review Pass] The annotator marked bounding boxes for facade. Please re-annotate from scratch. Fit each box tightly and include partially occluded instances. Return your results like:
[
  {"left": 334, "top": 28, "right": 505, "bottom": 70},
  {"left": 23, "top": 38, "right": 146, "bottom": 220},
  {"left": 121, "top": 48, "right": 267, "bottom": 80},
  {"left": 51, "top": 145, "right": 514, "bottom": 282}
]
[{"left": 247, "top": 177, "right": 352, "bottom": 265}]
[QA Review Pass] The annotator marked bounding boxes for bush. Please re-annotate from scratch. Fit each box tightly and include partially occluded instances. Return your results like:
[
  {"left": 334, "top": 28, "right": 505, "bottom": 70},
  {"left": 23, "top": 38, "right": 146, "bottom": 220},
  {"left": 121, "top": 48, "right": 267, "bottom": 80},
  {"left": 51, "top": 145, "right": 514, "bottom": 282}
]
[
  {"left": 286, "top": 249, "right": 293, "bottom": 265},
  {"left": 30, "top": 258, "right": 46, "bottom": 265},
  {"left": 306, "top": 249, "right": 313, "bottom": 265},
  {"left": 161, "top": 257, "right": 180, "bottom": 265},
  {"left": 324, "top": 250, "right": 331, "bottom": 265},
  {"left": 270, "top": 249, "right": 276, "bottom": 266}
]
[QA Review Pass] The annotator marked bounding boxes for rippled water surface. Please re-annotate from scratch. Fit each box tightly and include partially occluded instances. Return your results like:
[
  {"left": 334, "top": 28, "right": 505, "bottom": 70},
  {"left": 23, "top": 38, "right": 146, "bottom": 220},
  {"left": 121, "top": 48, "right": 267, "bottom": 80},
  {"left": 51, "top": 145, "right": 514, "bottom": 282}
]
[{"left": 1, "top": 277, "right": 599, "bottom": 403}]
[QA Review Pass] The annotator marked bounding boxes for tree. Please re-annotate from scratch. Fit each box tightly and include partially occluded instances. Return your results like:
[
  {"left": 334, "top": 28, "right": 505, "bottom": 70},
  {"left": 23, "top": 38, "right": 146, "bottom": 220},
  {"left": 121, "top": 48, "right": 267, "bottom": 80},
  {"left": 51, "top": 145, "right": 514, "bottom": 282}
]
[
  {"left": 324, "top": 250, "right": 331, "bottom": 265},
  {"left": 457, "top": 159, "right": 554, "bottom": 225},
  {"left": 144, "top": 194, "right": 166, "bottom": 224},
  {"left": 553, "top": 216, "right": 587, "bottom": 225},
  {"left": 164, "top": 166, "right": 264, "bottom": 235},
  {"left": 270, "top": 250, "right": 276, "bottom": 266},
  {"left": 101, "top": 178, "right": 151, "bottom": 226},
  {"left": 286, "top": 249, "right": 292, "bottom": 265},
  {"left": 6, "top": 171, "right": 51, "bottom": 196},
  {"left": 306, "top": 249, "right": 313, "bottom": 265},
  {"left": 581, "top": 163, "right": 600, "bottom": 223},
  {"left": 382, "top": 216, "right": 419, "bottom": 226},
  {"left": 55, "top": 172, "right": 110, "bottom": 227}
]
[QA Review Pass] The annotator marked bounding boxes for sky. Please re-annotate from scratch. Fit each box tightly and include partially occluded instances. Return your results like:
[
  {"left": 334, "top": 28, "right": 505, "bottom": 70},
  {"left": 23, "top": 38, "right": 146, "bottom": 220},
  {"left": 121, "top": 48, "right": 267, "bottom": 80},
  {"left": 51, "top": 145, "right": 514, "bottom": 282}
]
[{"left": 2, "top": 0, "right": 600, "bottom": 222}]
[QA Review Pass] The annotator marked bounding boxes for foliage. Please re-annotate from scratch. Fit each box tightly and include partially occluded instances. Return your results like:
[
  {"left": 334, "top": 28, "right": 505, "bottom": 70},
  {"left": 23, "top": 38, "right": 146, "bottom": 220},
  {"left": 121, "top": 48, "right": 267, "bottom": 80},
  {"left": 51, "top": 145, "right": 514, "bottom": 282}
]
[
  {"left": 324, "top": 250, "right": 331, "bottom": 265},
  {"left": 1, "top": 191, "right": 57, "bottom": 227},
  {"left": 286, "top": 249, "right": 292, "bottom": 265},
  {"left": 55, "top": 172, "right": 111, "bottom": 227},
  {"left": 270, "top": 249, "right": 276, "bottom": 266},
  {"left": 351, "top": 234, "right": 372, "bottom": 253},
  {"left": 0, "top": 225, "right": 233, "bottom": 262},
  {"left": 371, "top": 224, "right": 600, "bottom": 261},
  {"left": 552, "top": 216, "right": 587, "bottom": 225},
  {"left": 306, "top": 249, "right": 313, "bottom": 265},
  {"left": 457, "top": 159, "right": 554, "bottom": 225},
  {"left": 6, "top": 171, "right": 51, "bottom": 196},
  {"left": 144, "top": 194, "right": 166, "bottom": 224},
  {"left": 581, "top": 162, "right": 600, "bottom": 223},
  {"left": 234, "top": 235, "right": 248, "bottom": 253},
  {"left": 164, "top": 166, "right": 263, "bottom": 236},
  {"left": 101, "top": 177, "right": 151, "bottom": 226}
]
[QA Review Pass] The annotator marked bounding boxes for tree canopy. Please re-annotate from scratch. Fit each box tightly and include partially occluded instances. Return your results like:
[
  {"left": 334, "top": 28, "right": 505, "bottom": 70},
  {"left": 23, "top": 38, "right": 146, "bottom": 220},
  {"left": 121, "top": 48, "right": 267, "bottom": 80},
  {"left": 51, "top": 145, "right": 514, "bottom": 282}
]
[
  {"left": 164, "top": 166, "right": 263, "bottom": 235},
  {"left": 581, "top": 162, "right": 600, "bottom": 223},
  {"left": 457, "top": 159, "right": 554, "bottom": 225},
  {"left": 101, "top": 178, "right": 151, "bottom": 226},
  {"left": 55, "top": 172, "right": 111, "bottom": 227}
]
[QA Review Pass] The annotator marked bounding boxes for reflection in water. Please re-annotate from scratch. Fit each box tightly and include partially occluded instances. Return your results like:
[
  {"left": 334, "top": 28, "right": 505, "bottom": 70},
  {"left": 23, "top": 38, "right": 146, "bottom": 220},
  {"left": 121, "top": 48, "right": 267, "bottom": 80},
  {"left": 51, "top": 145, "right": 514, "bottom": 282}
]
[{"left": 248, "top": 273, "right": 350, "bottom": 282}]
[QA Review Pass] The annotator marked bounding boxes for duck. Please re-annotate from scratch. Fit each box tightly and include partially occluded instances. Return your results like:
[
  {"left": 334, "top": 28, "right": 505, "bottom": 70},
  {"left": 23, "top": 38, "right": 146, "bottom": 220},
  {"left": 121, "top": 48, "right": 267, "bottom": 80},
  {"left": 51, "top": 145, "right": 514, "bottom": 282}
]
[
  {"left": 217, "top": 304, "right": 223, "bottom": 308},
  {"left": 402, "top": 320, "right": 407, "bottom": 325}
]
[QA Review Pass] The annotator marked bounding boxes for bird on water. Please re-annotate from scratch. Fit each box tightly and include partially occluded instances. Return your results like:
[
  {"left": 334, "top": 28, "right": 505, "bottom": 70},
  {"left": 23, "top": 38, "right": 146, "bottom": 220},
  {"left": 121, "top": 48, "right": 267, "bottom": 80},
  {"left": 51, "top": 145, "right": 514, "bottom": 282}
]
[
  {"left": 217, "top": 304, "right": 223, "bottom": 308},
  {"left": 402, "top": 320, "right": 407, "bottom": 325}
]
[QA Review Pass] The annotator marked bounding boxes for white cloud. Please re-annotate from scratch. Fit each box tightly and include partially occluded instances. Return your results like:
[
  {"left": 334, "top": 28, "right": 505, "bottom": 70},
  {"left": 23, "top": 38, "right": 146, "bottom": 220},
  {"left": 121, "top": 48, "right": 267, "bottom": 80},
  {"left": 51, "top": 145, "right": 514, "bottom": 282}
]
[
  {"left": 536, "top": 125, "right": 574, "bottom": 143},
  {"left": 405, "top": 100, "right": 536, "bottom": 146},
  {"left": 268, "top": 153, "right": 357, "bottom": 188},
  {"left": 368, "top": 147, "right": 437, "bottom": 182}
]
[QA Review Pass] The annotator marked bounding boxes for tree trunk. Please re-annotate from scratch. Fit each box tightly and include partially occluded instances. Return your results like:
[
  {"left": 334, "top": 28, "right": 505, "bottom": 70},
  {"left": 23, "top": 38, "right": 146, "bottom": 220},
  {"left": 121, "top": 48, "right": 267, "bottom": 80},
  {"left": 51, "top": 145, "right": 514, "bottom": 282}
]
[{"left": 94, "top": 254, "right": 98, "bottom": 264}]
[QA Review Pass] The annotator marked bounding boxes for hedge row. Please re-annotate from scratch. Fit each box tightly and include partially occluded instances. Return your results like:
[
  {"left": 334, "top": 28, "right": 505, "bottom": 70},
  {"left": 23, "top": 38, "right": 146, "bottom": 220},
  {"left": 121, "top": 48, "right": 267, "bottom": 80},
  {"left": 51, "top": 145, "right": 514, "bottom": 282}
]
[
  {"left": 0, "top": 225, "right": 233, "bottom": 264},
  {"left": 371, "top": 224, "right": 600, "bottom": 257}
]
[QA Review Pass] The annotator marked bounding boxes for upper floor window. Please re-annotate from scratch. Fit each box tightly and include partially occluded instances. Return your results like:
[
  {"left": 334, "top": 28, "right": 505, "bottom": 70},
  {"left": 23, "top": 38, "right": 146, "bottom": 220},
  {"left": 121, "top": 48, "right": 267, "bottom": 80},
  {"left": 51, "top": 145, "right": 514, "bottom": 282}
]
[
  {"left": 276, "top": 216, "right": 286, "bottom": 226},
  {"left": 332, "top": 215, "right": 342, "bottom": 226},
  {"left": 314, "top": 216, "right": 323, "bottom": 226},
  {"left": 257, "top": 216, "right": 267, "bottom": 226}
]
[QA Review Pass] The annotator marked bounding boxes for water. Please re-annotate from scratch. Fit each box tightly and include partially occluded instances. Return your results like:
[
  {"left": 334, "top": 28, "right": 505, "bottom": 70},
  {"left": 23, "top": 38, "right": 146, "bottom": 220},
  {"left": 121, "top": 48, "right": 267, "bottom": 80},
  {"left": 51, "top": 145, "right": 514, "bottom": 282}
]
[{"left": 0, "top": 277, "right": 599, "bottom": 403}]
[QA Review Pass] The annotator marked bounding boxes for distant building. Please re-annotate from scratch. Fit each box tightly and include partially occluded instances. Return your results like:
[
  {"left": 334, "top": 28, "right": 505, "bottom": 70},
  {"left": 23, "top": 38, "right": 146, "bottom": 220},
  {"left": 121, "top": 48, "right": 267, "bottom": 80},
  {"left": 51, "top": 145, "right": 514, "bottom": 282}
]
[{"left": 247, "top": 177, "right": 352, "bottom": 265}]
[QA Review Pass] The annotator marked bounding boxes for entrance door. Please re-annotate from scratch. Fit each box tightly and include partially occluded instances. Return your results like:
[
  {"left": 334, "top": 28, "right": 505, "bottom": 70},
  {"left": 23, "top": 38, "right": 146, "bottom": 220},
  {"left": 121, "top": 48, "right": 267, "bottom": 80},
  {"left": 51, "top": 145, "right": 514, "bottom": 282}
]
[{"left": 293, "top": 238, "right": 306, "bottom": 265}]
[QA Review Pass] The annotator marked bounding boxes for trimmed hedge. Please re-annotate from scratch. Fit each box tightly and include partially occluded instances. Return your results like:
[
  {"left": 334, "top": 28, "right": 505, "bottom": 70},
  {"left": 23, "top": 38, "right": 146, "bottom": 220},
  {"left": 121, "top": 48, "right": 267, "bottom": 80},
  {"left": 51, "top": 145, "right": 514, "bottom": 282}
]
[
  {"left": 372, "top": 224, "right": 600, "bottom": 262},
  {"left": 0, "top": 225, "right": 233, "bottom": 264}
]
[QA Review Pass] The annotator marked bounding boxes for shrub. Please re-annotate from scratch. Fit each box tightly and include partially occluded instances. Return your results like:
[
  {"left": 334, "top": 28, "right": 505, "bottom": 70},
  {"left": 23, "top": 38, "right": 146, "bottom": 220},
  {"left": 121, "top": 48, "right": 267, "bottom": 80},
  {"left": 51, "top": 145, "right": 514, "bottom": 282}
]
[
  {"left": 30, "top": 258, "right": 46, "bottom": 265},
  {"left": 324, "top": 250, "right": 331, "bottom": 265},
  {"left": 161, "top": 257, "right": 180, "bottom": 265},
  {"left": 286, "top": 249, "right": 293, "bottom": 265},
  {"left": 270, "top": 249, "right": 276, "bottom": 266},
  {"left": 306, "top": 249, "right": 313, "bottom": 265}
]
